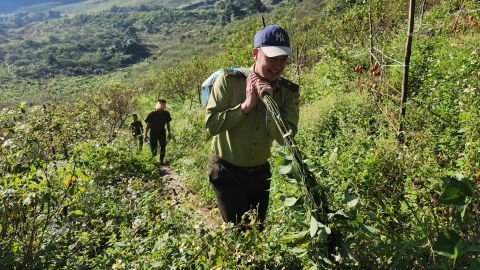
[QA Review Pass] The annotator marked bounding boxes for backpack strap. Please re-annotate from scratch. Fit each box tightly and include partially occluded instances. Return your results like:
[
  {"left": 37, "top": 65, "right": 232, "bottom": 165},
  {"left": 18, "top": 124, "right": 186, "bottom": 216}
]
[{"left": 223, "top": 68, "right": 246, "bottom": 76}]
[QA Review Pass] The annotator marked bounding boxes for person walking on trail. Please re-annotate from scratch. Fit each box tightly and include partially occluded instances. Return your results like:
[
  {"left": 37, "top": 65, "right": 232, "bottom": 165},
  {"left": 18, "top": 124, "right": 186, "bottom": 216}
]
[
  {"left": 205, "top": 24, "right": 300, "bottom": 228},
  {"left": 130, "top": 114, "right": 144, "bottom": 150},
  {"left": 144, "top": 99, "right": 172, "bottom": 165}
]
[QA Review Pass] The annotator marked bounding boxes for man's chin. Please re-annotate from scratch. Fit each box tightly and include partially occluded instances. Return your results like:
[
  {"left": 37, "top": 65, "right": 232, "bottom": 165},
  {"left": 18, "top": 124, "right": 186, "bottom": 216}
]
[{"left": 264, "top": 73, "right": 281, "bottom": 83}]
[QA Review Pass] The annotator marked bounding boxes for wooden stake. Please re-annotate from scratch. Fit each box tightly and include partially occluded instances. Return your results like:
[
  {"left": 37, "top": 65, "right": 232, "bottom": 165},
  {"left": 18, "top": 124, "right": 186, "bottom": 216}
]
[
  {"left": 368, "top": 0, "right": 374, "bottom": 66},
  {"left": 197, "top": 85, "right": 202, "bottom": 104},
  {"left": 261, "top": 14, "right": 266, "bottom": 27},
  {"left": 399, "top": 0, "right": 416, "bottom": 133},
  {"left": 296, "top": 46, "right": 300, "bottom": 86}
]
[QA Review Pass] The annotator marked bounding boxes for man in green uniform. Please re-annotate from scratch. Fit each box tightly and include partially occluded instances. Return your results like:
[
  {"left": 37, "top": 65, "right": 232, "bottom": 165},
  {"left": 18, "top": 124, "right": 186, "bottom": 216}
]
[
  {"left": 130, "top": 114, "right": 144, "bottom": 150},
  {"left": 144, "top": 99, "right": 172, "bottom": 165},
  {"left": 205, "top": 24, "right": 300, "bottom": 228}
]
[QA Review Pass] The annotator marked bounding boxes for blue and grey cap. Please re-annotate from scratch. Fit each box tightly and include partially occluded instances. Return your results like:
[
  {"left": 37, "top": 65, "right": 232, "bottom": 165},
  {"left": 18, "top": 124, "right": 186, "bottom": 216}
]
[{"left": 254, "top": 24, "right": 294, "bottom": 57}]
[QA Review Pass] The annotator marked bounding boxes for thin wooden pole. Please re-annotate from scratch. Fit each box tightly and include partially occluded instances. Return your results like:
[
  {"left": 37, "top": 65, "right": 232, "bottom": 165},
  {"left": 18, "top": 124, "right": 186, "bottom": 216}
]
[
  {"left": 399, "top": 0, "right": 416, "bottom": 133},
  {"left": 197, "top": 85, "right": 201, "bottom": 104},
  {"left": 296, "top": 46, "right": 300, "bottom": 86},
  {"left": 368, "top": 0, "right": 374, "bottom": 66}
]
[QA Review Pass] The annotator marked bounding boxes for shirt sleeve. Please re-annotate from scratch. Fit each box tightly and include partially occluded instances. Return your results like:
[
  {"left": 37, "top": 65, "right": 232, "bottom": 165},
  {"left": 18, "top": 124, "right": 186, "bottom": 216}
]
[
  {"left": 267, "top": 90, "right": 300, "bottom": 145},
  {"left": 145, "top": 114, "right": 152, "bottom": 124},
  {"left": 205, "top": 72, "right": 246, "bottom": 136},
  {"left": 166, "top": 113, "right": 172, "bottom": 123},
  {"left": 139, "top": 122, "right": 143, "bottom": 128}
]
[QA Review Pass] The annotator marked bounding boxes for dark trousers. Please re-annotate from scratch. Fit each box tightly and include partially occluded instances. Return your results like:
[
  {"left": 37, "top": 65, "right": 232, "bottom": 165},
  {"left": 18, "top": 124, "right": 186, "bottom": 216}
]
[
  {"left": 208, "top": 153, "right": 271, "bottom": 226},
  {"left": 150, "top": 131, "right": 166, "bottom": 161},
  {"left": 134, "top": 134, "right": 143, "bottom": 150}
]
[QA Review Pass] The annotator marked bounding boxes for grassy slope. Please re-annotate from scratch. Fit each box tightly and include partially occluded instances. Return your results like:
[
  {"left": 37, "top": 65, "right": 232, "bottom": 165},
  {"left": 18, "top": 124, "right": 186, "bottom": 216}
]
[
  {"left": 0, "top": 8, "right": 224, "bottom": 107},
  {"left": 0, "top": 0, "right": 325, "bottom": 108},
  {"left": 1, "top": 0, "right": 480, "bottom": 268},
  {"left": 166, "top": 1, "right": 480, "bottom": 267},
  {"left": 3, "top": 0, "right": 198, "bottom": 15}
]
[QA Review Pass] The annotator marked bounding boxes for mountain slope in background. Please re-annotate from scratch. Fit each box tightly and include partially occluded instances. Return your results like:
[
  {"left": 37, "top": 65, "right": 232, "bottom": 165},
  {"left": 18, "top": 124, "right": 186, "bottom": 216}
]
[{"left": 0, "top": 0, "right": 195, "bottom": 15}]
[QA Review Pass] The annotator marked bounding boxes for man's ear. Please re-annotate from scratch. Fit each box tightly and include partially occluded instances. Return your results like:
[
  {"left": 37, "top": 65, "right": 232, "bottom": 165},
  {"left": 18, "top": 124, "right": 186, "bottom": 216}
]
[{"left": 252, "top": 48, "right": 259, "bottom": 60}]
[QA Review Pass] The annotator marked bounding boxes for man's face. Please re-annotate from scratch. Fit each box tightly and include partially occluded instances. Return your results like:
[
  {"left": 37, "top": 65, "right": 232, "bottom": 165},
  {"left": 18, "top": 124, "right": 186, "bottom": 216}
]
[
  {"left": 133, "top": 115, "right": 137, "bottom": 121},
  {"left": 253, "top": 48, "right": 288, "bottom": 83}
]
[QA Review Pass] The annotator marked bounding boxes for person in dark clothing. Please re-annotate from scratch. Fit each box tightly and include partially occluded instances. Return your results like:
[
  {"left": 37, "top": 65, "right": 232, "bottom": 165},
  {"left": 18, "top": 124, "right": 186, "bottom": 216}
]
[
  {"left": 144, "top": 99, "right": 172, "bottom": 165},
  {"left": 130, "top": 114, "right": 144, "bottom": 150}
]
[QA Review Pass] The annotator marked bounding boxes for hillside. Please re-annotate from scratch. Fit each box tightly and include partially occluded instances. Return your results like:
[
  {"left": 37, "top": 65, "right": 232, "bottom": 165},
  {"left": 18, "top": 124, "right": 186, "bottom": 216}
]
[
  {"left": 0, "top": 0, "right": 198, "bottom": 16},
  {"left": 0, "top": 0, "right": 322, "bottom": 108},
  {"left": 1, "top": 0, "right": 480, "bottom": 269}
]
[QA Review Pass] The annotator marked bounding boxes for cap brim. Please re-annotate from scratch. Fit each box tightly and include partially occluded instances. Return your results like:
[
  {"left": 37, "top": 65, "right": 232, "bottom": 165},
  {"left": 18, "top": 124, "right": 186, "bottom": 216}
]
[
  {"left": 261, "top": 46, "right": 294, "bottom": 57},
  {"left": 155, "top": 103, "right": 167, "bottom": 109}
]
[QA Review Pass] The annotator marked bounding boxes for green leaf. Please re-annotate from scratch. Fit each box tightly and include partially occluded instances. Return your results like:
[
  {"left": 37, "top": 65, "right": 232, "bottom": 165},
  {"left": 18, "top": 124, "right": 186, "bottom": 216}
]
[
  {"left": 291, "top": 163, "right": 302, "bottom": 183},
  {"left": 457, "top": 127, "right": 469, "bottom": 133},
  {"left": 278, "top": 162, "right": 292, "bottom": 174},
  {"left": 442, "top": 176, "right": 472, "bottom": 196},
  {"left": 438, "top": 176, "right": 472, "bottom": 206},
  {"left": 310, "top": 216, "right": 318, "bottom": 238},
  {"left": 392, "top": 240, "right": 415, "bottom": 269},
  {"left": 281, "top": 230, "right": 309, "bottom": 242},
  {"left": 471, "top": 236, "right": 480, "bottom": 244},
  {"left": 289, "top": 247, "right": 306, "bottom": 253},
  {"left": 358, "top": 222, "right": 379, "bottom": 235},
  {"left": 432, "top": 230, "right": 461, "bottom": 259},
  {"left": 216, "top": 256, "right": 222, "bottom": 266},
  {"left": 281, "top": 196, "right": 297, "bottom": 207},
  {"left": 345, "top": 193, "right": 358, "bottom": 208},
  {"left": 114, "top": 242, "right": 126, "bottom": 247},
  {"left": 73, "top": 210, "right": 84, "bottom": 215},
  {"left": 278, "top": 152, "right": 293, "bottom": 160},
  {"left": 284, "top": 177, "right": 297, "bottom": 185},
  {"left": 465, "top": 245, "right": 480, "bottom": 252},
  {"left": 317, "top": 251, "right": 333, "bottom": 264},
  {"left": 206, "top": 235, "right": 214, "bottom": 246},
  {"left": 327, "top": 210, "right": 351, "bottom": 222},
  {"left": 467, "top": 258, "right": 480, "bottom": 269},
  {"left": 151, "top": 261, "right": 162, "bottom": 268}
]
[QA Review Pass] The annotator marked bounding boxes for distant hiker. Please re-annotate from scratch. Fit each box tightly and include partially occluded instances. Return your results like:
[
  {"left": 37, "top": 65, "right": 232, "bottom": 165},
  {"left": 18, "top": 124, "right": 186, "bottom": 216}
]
[
  {"left": 130, "top": 114, "right": 144, "bottom": 150},
  {"left": 144, "top": 99, "right": 172, "bottom": 165},
  {"left": 205, "top": 25, "right": 300, "bottom": 228}
]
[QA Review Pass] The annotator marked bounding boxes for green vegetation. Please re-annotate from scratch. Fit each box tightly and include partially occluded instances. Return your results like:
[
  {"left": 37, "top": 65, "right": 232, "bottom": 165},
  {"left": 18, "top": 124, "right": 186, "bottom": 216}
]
[
  {"left": 0, "top": 0, "right": 195, "bottom": 16},
  {"left": 1, "top": 0, "right": 480, "bottom": 269}
]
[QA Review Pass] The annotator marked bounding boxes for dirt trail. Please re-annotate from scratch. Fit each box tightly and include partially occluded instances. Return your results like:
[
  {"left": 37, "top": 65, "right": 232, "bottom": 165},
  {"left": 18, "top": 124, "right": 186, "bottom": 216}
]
[{"left": 158, "top": 164, "right": 223, "bottom": 231}]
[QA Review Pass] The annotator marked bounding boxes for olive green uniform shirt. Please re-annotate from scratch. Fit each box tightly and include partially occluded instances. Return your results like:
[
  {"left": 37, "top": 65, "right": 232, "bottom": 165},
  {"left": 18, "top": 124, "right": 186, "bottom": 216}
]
[{"left": 206, "top": 66, "right": 300, "bottom": 167}]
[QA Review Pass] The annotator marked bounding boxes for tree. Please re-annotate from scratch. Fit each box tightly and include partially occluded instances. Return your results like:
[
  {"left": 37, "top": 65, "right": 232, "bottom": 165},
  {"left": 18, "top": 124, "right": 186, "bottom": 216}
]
[
  {"left": 125, "top": 26, "right": 138, "bottom": 40},
  {"left": 13, "top": 17, "right": 24, "bottom": 27},
  {"left": 221, "top": 3, "right": 242, "bottom": 24},
  {"left": 138, "top": 4, "right": 149, "bottom": 11},
  {"left": 247, "top": 0, "right": 267, "bottom": 13},
  {"left": 215, "top": 0, "right": 226, "bottom": 10},
  {"left": 47, "top": 53, "right": 57, "bottom": 65},
  {"left": 110, "top": 5, "right": 119, "bottom": 13}
]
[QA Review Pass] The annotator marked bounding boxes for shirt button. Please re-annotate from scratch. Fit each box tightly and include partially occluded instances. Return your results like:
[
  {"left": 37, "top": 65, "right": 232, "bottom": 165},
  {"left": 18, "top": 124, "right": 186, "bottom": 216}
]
[
  {"left": 251, "top": 156, "right": 254, "bottom": 159},
  {"left": 258, "top": 111, "right": 262, "bottom": 115},
  {"left": 254, "top": 143, "right": 257, "bottom": 146},
  {"left": 256, "top": 127, "right": 259, "bottom": 130}
]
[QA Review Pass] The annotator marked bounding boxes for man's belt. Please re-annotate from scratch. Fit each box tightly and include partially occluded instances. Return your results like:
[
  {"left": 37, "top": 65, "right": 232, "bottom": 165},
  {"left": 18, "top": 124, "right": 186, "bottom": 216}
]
[{"left": 212, "top": 153, "right": 264, "bottom": 174}]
